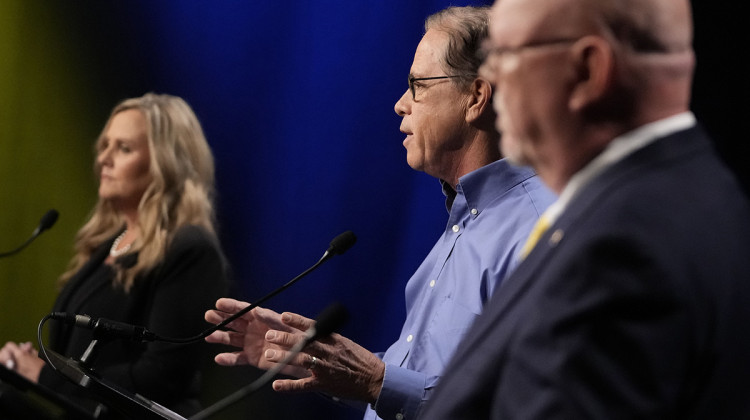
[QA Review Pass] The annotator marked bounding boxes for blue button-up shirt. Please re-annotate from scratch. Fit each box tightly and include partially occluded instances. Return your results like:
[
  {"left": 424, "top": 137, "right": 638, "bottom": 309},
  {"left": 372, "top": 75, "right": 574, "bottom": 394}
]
[{"left": 364, "top": 159, "right": 555, "bottom": 420}]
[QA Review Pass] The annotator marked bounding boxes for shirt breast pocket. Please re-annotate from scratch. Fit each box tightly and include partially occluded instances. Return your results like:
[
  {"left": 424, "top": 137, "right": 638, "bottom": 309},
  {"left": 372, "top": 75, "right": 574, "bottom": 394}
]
[{"left": 417, "top": 296, "right": 481, "bottom": 369}]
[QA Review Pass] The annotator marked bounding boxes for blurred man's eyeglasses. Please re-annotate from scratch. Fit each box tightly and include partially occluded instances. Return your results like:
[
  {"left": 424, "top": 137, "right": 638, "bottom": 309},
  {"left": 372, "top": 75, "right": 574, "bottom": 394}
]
[
  {"left": 479, "top": 38, "right": 580, "bottom": 73},
  {"left": 408, "top": 75, "right": 464, "bottom": 100}
]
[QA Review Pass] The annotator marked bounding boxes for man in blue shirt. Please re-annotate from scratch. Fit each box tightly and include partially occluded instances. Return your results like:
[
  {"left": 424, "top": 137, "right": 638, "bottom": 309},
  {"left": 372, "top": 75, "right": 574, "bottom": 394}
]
[{"left": 204, "top": 6, "right": 555, "bottom": 419}]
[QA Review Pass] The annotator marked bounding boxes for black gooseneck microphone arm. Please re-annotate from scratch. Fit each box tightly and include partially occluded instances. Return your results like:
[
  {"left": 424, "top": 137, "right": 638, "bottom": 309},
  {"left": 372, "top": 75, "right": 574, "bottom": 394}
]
[
  {"left": 0, "top": 209, "right": 59, "bottom": 258},
  {"left": 49, "top": 230, "right": 357, "bottom": 344}
]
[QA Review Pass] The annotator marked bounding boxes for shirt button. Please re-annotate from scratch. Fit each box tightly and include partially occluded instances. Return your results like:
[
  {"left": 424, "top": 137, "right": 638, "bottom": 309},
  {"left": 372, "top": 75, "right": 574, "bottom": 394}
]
[
  {"left": 429, "top": 279, "right": 436, "bottom": 288},
  {"left": 406, "top": 334, "right": 413, "bottom": 342},
  {"left": 452, "top": 225, "right": 460, "bottom": 233},
  {"left": 471, "top": 208, "right": 478, "bottom": 215},
  {"left": 396, "top": 414, "right": 404, "bottom": 420}
]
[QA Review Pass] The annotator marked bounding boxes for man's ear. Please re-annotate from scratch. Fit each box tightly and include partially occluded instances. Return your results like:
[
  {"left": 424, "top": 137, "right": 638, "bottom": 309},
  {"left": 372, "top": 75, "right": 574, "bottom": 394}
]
[
  {"left": 465, "top": 77, "right": 493, "bottom": 125},
  {"left": 569, "top": 36, "right": 614, "bottom": 111}
]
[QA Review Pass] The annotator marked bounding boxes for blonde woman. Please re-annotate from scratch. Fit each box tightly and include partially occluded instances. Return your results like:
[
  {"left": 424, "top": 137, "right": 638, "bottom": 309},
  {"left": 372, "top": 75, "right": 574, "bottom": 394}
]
[{"left": 1, "top": 93, "right": 229, "bottom": 416}]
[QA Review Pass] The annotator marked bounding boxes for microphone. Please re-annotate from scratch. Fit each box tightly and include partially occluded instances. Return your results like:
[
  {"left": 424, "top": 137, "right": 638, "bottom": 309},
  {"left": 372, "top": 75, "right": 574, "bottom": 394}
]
[
  {"left": 47, "top": 231, "right": 356, "bottom": 343},
  {"left": 190, "top": 302, "right": 350, "bottom": 420},
  {"left": 324, "top": 230, "right": 357, "bottom": 258},
  {"left": 304, "top": 301, "right": 349, "bottom": 340},
  {"left": 0, "top": 209, "right": 59, "bottom": 258},
  {"left": 50, "top": 312, "right": 157, "bottom": 342}
]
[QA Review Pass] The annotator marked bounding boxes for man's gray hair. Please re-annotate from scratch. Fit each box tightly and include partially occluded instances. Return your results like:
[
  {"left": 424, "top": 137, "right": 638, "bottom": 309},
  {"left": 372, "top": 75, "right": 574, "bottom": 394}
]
[{"left": 425, "top": 6, "right": 490, "bottom": 87}]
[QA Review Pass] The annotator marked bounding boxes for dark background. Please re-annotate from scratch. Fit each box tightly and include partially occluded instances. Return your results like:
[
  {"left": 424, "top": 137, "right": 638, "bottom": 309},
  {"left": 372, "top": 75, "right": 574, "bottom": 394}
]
[{"left": 1, "top": 2, "right": 746, "bottom": 419}]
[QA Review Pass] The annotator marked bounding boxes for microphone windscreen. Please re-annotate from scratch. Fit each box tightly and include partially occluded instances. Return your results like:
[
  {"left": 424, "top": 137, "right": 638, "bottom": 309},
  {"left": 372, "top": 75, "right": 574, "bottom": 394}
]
[
  {"left": 39, "top": 209, "right": 59, "bottom": 232},
  {"left": 312, "top": 302, "right": 349, "bottom": 339},
  {"left": 328, "top": 231, "right": 356, "bottom": 255}
]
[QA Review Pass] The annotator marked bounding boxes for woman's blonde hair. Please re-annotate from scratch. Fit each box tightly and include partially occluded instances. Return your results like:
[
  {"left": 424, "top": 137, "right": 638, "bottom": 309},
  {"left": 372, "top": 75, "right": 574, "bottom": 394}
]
[{"left": 60, "top": 93, "right": 217, "bottom": 291}]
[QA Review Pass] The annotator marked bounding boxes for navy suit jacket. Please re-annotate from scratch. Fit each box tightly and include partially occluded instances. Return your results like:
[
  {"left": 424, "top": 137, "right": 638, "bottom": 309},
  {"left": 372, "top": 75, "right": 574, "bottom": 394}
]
[{"left": 419, "top": 126, "right": 750, "bottom": 419}]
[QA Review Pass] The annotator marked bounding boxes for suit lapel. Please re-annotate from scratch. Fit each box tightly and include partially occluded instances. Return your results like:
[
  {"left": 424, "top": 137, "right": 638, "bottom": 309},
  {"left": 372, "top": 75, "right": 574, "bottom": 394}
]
[
  {"left": 49, "top": 237, "right": 113, "bottom": 348},
  {"left": 53, "top": 243, "right": 110, "bottom": 312}
]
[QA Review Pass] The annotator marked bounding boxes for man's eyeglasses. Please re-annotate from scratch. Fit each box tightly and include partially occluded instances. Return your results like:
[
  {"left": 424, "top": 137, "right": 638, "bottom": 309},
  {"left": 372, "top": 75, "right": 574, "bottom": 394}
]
[{"left": 408, "top": 75, "right": 465, "bottom": 100}]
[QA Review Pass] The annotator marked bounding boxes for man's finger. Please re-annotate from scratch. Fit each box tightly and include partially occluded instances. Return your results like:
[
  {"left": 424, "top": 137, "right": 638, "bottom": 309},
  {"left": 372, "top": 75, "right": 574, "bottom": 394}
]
[
  {"left": 214, "top": 351, "right": 248, "bottom": 366},
  {"left": 215, "top": 298, "right": 254, "bottom": 315},
  {"left": 205, "top": 310, "right": 248, "bottom": 331},
  {"left": 280, "top": 312, "right": 315, "bottom": 331},
  {"left": 204, "top": 330, "right": 225, "bottom": 344},
  {"left": 253, "top": 307, "right": 292, "bottom": 331},
  {"left": 272, "top": 377, "right": 318, "bottom": 393},
  {"left": 265, "top": 329, "right": 308, "bottom": 349}
]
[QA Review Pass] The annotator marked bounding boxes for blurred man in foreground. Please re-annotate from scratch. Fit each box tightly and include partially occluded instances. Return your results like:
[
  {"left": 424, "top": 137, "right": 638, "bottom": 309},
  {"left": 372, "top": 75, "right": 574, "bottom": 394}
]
[{"left": 420, "top": 0, "right": 750, "bottom": 418}]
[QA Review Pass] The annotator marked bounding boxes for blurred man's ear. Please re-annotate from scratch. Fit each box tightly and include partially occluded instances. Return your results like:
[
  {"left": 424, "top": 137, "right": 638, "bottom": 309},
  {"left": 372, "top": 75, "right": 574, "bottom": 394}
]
[{"left": 568, "top": 36, "right": 615, "bottom": 112}]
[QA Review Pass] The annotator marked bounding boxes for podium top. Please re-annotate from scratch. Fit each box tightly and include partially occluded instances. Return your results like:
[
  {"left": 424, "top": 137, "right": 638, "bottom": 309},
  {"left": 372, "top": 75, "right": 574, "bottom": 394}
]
[
  {"left": 1, "top": 364, "right": 99, "bottom": 420},
  {"left": 43, "top": 349, "right": 186, "bottom": 420}
]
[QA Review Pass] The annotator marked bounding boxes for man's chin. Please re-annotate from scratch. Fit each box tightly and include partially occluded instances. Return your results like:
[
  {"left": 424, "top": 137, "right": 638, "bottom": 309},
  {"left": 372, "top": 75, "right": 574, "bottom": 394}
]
[{"left": 405, "top": 156, "right": 423, "bottom": 172}]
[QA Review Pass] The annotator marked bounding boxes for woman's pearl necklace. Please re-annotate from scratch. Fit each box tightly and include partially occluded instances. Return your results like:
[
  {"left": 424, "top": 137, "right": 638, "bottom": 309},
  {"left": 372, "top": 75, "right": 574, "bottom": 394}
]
[{"left": 110, "top": 230, "right": 132, "bottom": 257}]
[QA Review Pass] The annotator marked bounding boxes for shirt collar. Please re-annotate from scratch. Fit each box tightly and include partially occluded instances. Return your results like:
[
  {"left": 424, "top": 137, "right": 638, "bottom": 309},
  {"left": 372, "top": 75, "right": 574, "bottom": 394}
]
[
  {"left": 441, "top": 159, "right": 537, "bottom": 214},
  {"left": 544, "top": 111, "right": 696, "bottom": 225}
]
